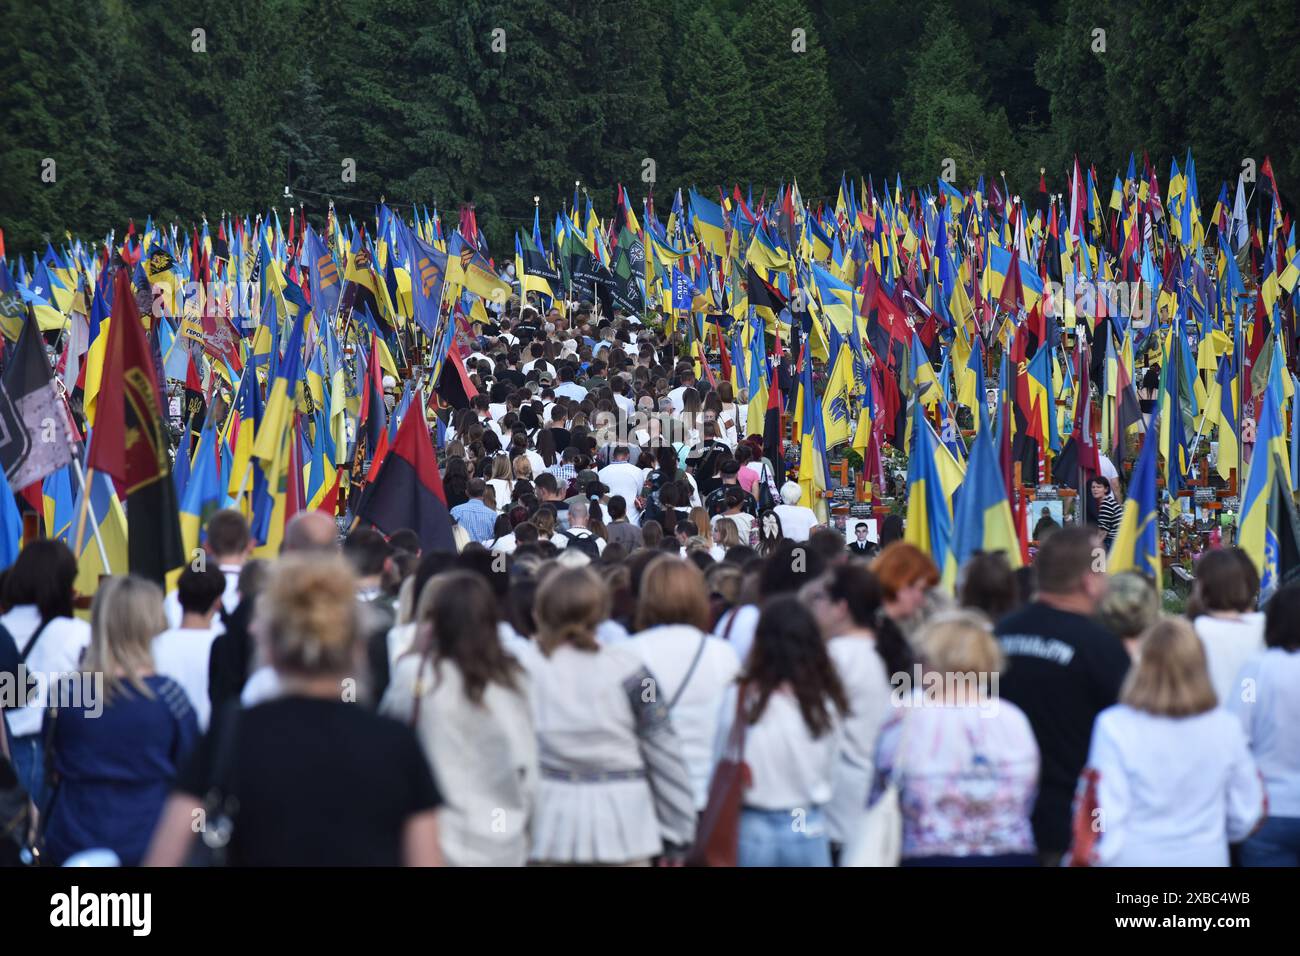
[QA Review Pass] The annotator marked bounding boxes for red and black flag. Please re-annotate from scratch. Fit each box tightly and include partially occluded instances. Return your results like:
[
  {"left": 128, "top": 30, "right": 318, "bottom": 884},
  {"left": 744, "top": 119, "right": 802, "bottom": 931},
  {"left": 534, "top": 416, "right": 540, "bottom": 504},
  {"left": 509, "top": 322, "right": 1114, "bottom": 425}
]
[
  {"left": 745, "top": 264, "right": 787, "bottom": 324},
  {"left": 762, "top": 362, "right": 784, "bottom": 479},
  {"left": 183, "top": 352, "right": 206, "bottom": 456},
  {"left": 354, "top": 393, "right": 455, "bottom": 553},
  {"left": 87, "top": 265, "right": 184, "bottom": 584},
  {"left": 0, "top": 310, "right": 79, "bottom": 491},
  {"left": 435, "top": 338, "right": 478, "bottom": 411}
]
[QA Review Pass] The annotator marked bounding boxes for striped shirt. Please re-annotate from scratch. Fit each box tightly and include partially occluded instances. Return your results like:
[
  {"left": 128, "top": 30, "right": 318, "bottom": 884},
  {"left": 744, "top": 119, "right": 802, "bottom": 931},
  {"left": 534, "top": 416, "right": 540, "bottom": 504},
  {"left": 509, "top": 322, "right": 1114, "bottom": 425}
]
[{"left": 1097, "top": 494, "right": 1122, "bottom": 546}]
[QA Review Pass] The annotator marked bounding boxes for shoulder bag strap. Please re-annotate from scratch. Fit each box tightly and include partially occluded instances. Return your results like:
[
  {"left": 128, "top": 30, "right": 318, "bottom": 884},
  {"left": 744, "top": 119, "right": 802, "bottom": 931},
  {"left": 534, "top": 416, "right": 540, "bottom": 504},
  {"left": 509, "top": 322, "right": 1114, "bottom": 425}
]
[
  {"left": 666, "top": 634, "right": 709, "bottom": 712},
  {"left": 410, "top": 652, "right": 433, "bottom": 730},
  {"left": 18, "top": 618, "right": 54, "bottom": 664},
  {"left": 720, "top": 606, "right": 741, "bottom": 643}
]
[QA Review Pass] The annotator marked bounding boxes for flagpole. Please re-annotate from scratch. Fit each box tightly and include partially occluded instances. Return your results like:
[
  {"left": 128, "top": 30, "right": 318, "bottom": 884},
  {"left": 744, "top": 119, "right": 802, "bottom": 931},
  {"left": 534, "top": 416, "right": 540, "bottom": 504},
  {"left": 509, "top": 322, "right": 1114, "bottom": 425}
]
[{"left": 70, "top": 456, "right": 111, "bottom": 574}]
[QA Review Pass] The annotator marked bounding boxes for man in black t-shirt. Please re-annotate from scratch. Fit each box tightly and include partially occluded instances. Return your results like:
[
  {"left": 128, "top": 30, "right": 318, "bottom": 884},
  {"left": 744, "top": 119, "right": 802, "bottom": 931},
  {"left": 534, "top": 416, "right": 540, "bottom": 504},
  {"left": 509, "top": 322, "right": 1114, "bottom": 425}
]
[{"left": 994, "top": 526, "right": 1130, "bottom": 866}]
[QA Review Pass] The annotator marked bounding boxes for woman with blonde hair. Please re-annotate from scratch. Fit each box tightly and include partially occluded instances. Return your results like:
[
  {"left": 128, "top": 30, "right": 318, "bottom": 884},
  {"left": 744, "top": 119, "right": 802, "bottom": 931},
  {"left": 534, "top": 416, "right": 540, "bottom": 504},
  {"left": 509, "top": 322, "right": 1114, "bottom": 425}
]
[
  {"left": 871, "top": 610, "right": 1039, "bottom": 865},
  {"left": 687, "top": 505, "right": 710, "bottom": 540},
  {"left": 531, "top": 506, "right": 561, "bottom": 548},
  {"left": 712, "top": 516, "right": 742, "bottom": 559},
  {"left": 146, "top": 556, "right": 444, "bottom": 866},
  {"left": 1078, "top": 618, "right": 1264, "bottom": 867},
  {"left": 628, "top": 557, "right": 742, "bottom": 811},
  {"left": 381, "top": 572, "right": 538, "bottom": 866},
  {"left": 514, "top": 565, "right": 696, "bottom": 865},
  {"left": 44, "top": 576, "right": 198, "bottom": 866},
  {"left": 488, "top": 454, "right": 515, "bottom": 510}
]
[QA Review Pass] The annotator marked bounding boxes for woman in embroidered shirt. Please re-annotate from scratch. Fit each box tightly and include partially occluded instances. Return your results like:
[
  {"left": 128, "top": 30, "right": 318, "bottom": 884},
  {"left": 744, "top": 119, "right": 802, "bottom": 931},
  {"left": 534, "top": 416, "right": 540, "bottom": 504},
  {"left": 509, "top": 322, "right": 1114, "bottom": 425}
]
[
  {"left": 1080, "top": 618, "right": 1264, "bottom": 867},
  {"left": 872, "top": 610, "right": 1040, "bottom": 866}
]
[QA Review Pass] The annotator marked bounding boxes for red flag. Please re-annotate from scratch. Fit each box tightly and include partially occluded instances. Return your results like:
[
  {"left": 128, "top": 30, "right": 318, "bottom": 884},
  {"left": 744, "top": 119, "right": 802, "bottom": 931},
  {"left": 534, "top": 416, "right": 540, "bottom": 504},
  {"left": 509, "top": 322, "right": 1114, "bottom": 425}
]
[
  {"left": 88, "top": 267, "right": 166, "bottom": 487},
  {"left": 999, "top": 251, "right": 1025, "bottom": 312}
]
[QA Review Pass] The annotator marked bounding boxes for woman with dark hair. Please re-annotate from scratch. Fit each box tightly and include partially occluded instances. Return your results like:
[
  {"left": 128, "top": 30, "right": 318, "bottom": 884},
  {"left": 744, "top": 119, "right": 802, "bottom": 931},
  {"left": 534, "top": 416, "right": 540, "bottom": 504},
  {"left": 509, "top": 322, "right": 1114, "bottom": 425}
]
[
  {"left": 442, "top": 457, "right": 470, "bottom": 510},
  {"left": 1086, "top": 476, "right": 1121, "bottom": 548},
  {"left": 712, "top": 596, "right": 848, "bottom": 866},
  {"left": 959, "top": 551, "right": 1022, "bottom": 625},
  {"left": 640, "top": 520, "right": 664, "bottom": 550},
  {"left": 801, "top": 564, "right": 898, "bottom": 858},
  {"left": 712, "top": 538, "right": 828, "bottom": 667},
  {"left": 877, "top": 514, "right": 904, "bottom": 549},
  {"left": 381, "top": 572, "right": 537, "bottom": 866},
  {"left": 535, "top": 428, "right": 558, "bottom": 469},
  {"left": 0, "top": 539, "right": 88, "bottom": 807},
  {"left": 1189, "top": 548, "right": 1262, "bottom": 706},
  {"left": 637, "top": 445, "right": 680, "bottom": 527},
  {"left": 1229, "top": 582, "right": 1300, "bottom": 866},
  {"left": 756, "top": 508, "right": 784, "bottom": 557}
]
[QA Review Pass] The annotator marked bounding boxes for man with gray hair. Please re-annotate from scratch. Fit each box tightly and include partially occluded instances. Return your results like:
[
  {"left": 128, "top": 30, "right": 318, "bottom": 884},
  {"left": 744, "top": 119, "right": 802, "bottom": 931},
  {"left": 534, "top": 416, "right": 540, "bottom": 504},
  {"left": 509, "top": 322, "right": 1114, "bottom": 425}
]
[
  {"left": 774, "top": 480, "right": 820, "bottom": 542},
  {"left": 558, "top": 500, "right": 605, "bottom": 557}
]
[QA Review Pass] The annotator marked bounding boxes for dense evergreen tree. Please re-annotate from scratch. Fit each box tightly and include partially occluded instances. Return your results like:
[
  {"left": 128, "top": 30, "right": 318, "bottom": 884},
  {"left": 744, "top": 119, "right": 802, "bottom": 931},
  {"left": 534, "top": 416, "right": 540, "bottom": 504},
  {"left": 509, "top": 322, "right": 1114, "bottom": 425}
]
[
  {"left": 730, "top": 0, "right": 835, "bottom": 195},
  {"left": 891, "top": 3, "right": 1021, "bottom": 189},
  {"left": 4, "top": 0, "right": 1300, "bottom": 251},
  {"left": 668, "top": 4, "right": 752, "bottom": 191}
]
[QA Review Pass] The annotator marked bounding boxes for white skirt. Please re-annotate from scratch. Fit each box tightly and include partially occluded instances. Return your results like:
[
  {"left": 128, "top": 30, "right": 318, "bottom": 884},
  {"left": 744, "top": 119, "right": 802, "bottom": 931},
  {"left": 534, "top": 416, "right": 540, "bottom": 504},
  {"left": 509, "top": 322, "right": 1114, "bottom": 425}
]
[{"left": 529, "top": 778, "right": 662, "bottom": 864}]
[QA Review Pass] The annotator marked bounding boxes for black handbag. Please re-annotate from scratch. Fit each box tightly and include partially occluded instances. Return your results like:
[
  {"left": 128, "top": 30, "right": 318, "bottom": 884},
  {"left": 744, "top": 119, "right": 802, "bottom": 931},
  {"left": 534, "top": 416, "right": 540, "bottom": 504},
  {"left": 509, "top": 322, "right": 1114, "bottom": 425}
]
[
  {"left": 188, "top": 704, "right": 242, "bottom": 867},
  {"left": 756, "top": 464, "right": 776, "bottom": 512},
  {"left": 0, "top": 715, "right": 40, "bottom": 867}
]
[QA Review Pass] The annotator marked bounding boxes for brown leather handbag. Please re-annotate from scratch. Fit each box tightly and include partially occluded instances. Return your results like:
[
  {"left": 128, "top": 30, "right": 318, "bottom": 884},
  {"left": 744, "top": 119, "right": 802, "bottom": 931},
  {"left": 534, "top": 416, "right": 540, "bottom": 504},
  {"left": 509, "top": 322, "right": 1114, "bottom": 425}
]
[{"left": 687, "top": 683, "right": 751, "bottom": 867}]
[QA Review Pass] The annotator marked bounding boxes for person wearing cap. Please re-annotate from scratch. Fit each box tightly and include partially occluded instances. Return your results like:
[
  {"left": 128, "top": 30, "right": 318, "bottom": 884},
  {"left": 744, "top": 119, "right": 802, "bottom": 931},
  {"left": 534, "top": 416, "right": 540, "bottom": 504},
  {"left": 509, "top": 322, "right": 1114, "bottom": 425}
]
[
  {"left": 705, "top": 460, "right": 758, "bottom": 519},
  {"left": 565, "top": 470, "right": 604, "bottom": 509}
]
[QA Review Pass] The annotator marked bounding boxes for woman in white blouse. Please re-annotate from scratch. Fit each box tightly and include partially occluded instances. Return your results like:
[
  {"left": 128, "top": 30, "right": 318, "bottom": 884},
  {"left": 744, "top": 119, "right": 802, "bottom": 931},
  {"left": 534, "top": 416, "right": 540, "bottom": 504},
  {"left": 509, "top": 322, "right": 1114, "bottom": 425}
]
[
  {"left": 713, "top": 595, "right": 849, "bottom": 867},
  {"left": 486, "top": 455, "right": 515, "bottom": 513},
  {"left": 1229, "top": 583, "right": 1300, "bottom": 866},
  {"left": 381, "top": 571, "right": 538, "bottom": 866},
  {"left": 628, "top": 557, "right": 741, "bottom": 811},
  {"left": 802, "top": 564, "right": 895, "bottom": 859},
  {"left": 1188, "top": 548, "right": 1264, "bottom": 708},
  {"left": 514, "top": 566, "right": 696, "bottom": 865},
  {"left": 1081, "top": 618, "right": 1264, "bottom": 867},
  {"left": 872, "top": 610, "right": 1039, "bottom": 865},
  {"left": 0, "top": 540, "right": 91, "bottom": 810}
]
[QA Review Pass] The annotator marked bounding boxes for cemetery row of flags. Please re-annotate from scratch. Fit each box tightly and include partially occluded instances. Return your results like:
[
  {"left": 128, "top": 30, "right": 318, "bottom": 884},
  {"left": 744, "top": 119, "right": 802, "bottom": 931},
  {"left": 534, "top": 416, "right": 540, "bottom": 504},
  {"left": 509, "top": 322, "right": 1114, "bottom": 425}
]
[{"left": 1, "top": 150, "right": 1300, "bottom": 591}]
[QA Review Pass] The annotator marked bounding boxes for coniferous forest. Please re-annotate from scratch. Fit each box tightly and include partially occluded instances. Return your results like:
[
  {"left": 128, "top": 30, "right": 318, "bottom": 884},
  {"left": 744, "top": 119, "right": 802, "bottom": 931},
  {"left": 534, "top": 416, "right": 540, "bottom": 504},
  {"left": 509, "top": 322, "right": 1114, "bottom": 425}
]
[{"left": 2, "top": 0, "right": 1297, "bottom": 251}]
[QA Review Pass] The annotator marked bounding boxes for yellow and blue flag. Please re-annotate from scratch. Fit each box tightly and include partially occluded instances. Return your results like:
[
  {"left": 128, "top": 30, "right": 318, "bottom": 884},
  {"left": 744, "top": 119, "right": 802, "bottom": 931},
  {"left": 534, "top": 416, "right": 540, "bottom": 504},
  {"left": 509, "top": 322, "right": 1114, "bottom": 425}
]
[{"left": 1108, "top": 429, "right": 1160, "bottom": 579}]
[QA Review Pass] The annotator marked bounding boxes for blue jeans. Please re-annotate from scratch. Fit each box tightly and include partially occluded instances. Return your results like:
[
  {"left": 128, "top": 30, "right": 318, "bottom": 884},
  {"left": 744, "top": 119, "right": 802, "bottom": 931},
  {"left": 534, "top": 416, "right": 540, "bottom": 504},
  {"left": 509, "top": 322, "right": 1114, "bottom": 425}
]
[
  {"left": 738, "top": 807, "right": 831, "bottom": 867},
  {"left": 6, "top": 731, "right": 48, "bottom": 815},
  {"left": 1239, "top": 816, "right": 1300, "bottom": 867}
]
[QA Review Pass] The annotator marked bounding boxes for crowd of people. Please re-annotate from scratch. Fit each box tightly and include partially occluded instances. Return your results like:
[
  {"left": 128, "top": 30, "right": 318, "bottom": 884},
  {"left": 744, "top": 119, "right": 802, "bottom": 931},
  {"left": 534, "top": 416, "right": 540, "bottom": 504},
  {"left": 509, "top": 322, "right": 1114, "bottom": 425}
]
[{"left": 0, "top": 302, "right": 1296, "bottom": 868}]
